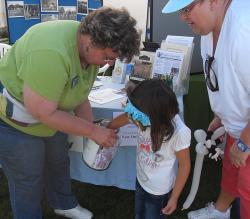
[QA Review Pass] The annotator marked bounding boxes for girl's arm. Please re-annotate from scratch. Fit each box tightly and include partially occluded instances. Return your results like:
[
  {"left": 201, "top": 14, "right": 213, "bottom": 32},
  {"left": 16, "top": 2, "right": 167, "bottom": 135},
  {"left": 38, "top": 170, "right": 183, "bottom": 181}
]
[
  {"left": 162, "top": 147, "right": 191, "bottom": 215},
  {"left": 107, "top": 113, "right": 130, "bottom": 129}
]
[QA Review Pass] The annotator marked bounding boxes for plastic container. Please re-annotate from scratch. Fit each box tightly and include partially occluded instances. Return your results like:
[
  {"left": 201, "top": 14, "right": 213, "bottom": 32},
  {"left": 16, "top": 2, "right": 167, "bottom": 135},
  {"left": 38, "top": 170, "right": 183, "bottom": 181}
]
[
  {"left": 125, "top": 63, "right": 134, "bottom": 84},
  {"left": 82, "top": 119, "right": 119, "bottom": 170},
  {"left": 112, "top": 59, "right": 127, "bottom": 84}
]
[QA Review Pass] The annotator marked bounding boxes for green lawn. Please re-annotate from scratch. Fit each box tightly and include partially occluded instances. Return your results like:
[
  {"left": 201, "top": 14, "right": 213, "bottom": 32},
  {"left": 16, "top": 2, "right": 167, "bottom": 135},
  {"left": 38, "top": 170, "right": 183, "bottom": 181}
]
[{"left": 0, "top": 159, "right": 223, "bottom": 219}]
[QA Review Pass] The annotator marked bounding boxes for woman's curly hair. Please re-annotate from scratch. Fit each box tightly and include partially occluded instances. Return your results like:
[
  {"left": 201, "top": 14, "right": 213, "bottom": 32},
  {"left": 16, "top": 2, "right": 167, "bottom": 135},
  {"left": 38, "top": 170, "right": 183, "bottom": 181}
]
[{"left": 78, "top": 7, "right": 141, "bottom": 62}]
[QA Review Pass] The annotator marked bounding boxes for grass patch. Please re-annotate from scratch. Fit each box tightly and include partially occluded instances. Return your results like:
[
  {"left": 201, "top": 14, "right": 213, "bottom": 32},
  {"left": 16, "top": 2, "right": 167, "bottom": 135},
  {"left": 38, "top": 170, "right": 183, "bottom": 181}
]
[{"left": 0, "top": 159, "right": 222, "bottom": 219}]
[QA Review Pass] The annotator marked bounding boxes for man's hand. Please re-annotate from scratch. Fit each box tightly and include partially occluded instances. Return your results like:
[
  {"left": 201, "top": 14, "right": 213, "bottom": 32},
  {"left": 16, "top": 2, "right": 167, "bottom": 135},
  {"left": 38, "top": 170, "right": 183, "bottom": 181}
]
[
  {"left": 230, "top": 142, "right": 250, "bottom": 168},
  {"left": 208, "top": 116, "right": 222, "bottom": 132}
]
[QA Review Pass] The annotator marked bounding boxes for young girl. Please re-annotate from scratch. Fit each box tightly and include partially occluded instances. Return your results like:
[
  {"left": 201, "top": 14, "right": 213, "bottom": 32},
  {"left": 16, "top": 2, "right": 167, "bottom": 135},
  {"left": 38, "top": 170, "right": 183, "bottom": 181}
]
[{"left": 108, "top": 79, "right": 191, "bottom": 219}]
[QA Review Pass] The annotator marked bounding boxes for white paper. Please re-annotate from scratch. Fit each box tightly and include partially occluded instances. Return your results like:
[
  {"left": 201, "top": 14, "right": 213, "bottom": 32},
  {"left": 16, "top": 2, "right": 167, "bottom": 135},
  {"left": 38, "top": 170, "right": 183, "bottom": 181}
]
[
  {"left": 152, "top": 49, "right": 184, "bottom": 76},
  {"left": 89, "top": 88, "right": 125, "bottom": 104},
  {"left": 113, "top": 112, "right": 138, "bottom": 146},
  {"left": 166, "top": 35, "right": 194, "bottom": 47}
]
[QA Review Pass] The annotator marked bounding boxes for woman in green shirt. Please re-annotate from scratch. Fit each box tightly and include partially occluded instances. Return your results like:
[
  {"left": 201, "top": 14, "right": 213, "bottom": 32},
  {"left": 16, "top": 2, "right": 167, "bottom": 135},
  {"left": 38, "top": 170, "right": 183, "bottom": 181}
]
[{"left": 0, "top": 7, "right": 140, "bottom": 219}]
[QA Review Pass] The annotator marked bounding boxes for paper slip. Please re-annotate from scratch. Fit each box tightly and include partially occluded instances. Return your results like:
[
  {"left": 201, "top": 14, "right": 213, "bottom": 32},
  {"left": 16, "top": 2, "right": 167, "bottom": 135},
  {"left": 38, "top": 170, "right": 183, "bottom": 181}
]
[
  {"left": 93, "top": 81, "right": 103, "bottom": 87},
  {"left": 89, "top": 88, "right": 125, "bottom": 104},
  {"left": 92, "top": 81, "right": 103, "bottom": 90},
  {"left": 113, "top": 112, "right": 138, "bottom": 146}
]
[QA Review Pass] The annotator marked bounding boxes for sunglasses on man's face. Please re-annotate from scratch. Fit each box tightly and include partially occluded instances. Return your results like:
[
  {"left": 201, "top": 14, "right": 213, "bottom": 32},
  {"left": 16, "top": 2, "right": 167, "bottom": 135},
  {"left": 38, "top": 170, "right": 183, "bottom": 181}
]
[
  {"left": 205, "top": 55, "right": 219, "bottom": 92},
  {"left": 178, "top": 0, "right": 202, "bottom": 16}
]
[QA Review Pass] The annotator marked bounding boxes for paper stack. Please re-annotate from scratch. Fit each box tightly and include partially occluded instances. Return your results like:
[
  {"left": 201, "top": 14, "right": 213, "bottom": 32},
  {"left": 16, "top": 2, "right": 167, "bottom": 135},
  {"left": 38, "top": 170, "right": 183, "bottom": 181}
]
[
  {"left": 88, "top": 88, "right": 125, "bottom": 105},
  {"left": 152, "top": 35, "right": 194, "bottom": 95}
]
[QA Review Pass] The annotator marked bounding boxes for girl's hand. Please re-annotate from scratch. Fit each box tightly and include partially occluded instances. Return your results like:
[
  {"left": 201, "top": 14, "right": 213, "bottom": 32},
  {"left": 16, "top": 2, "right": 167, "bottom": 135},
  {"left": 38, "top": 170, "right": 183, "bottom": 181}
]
[{"left": 161, "top": 196, "right": 177, "bottom": 215}]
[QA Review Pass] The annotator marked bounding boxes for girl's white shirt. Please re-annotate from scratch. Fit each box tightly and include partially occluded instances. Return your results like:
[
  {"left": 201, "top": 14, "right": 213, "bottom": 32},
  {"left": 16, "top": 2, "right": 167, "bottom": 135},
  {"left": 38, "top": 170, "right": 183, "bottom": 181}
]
[{"left": 136, "top": 114, "right": 191, "bottom": 195}]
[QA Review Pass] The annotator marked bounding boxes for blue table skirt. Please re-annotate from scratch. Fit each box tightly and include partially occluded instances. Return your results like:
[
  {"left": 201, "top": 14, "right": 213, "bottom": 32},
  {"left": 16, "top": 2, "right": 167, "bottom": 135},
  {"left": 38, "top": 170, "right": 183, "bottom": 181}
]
[{"left": 69, "top": 146, "right": 136, "bottom": 190}]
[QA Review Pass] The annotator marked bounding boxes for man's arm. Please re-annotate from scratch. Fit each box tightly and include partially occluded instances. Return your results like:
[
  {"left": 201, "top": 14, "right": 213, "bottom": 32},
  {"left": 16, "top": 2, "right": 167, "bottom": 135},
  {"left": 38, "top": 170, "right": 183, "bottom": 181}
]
[{"left": 230, "top": 121, "right": 250, "bottom": 167}]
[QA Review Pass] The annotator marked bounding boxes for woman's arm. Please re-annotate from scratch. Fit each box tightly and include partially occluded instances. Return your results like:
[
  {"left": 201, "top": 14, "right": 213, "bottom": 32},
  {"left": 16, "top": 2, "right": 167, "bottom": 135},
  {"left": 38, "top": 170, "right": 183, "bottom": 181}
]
[
  {"left": 23, "top": 84, "right": 118, "bottom": 147},
  {"left": 162, "top": 148, "right": 191, "bottom": 215},
  {"left": 74, "top": 99, "right": 93, "bottom": 123}
]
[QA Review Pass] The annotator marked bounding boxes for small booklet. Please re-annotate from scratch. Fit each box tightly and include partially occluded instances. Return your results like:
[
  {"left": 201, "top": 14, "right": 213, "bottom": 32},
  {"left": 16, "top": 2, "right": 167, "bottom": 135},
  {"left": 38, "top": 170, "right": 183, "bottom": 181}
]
[{"left": 89, "top": 88, "right": 125, "bottom": 104}]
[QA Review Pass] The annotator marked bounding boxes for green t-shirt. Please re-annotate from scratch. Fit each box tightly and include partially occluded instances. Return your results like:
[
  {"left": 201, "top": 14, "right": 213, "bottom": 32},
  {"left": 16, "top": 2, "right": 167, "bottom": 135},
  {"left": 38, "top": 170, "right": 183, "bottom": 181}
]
[{"left": 0, "top": 20, "right": 98, "bottom": 136}]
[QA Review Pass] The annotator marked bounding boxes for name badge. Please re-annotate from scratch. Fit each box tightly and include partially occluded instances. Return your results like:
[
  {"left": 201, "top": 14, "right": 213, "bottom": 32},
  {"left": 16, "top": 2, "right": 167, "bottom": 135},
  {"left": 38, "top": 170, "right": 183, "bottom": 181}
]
[{"left": 71, "top": 76, "right": 79, "bottom": 88}]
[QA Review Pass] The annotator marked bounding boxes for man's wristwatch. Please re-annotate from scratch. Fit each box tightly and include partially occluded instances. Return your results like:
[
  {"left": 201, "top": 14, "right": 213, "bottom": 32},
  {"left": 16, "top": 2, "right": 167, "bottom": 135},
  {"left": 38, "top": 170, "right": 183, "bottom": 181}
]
[{"left": 236, "top": 139, "right": 250, "bottom": 152}]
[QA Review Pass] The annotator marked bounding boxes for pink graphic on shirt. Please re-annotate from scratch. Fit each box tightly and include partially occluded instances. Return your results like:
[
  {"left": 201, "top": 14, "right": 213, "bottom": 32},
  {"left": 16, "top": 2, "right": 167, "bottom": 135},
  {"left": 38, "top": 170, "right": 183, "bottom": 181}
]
[
  {"left": 138, "top": 132, "right": 160, "bottom": 169},
  {"left": 139, "top": 143, "right": 150, "bottom": 153},
  {"left": 139, "top": 134, "right": 151, "bottom": 153}
]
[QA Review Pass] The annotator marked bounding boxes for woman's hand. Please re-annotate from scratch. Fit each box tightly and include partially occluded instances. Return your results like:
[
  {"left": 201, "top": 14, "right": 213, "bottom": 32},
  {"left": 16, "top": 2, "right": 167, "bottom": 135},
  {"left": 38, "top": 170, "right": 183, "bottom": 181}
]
[{"left": 90, "top": 125, "right": 118, "bottom": 148}]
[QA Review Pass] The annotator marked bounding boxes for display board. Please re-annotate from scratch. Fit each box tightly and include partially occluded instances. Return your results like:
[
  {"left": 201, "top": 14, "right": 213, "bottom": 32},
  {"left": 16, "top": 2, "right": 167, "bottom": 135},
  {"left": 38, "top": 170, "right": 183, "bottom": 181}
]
[{"left": 5, "top": 0, "right": 103, "bottom": 44}]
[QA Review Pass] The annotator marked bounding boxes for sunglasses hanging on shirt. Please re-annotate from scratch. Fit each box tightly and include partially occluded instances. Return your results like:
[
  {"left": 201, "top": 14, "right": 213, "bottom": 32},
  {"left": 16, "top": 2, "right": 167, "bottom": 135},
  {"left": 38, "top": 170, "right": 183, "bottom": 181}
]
[{"left": 205, "top": 55, "right": 219, "bottom": 92}]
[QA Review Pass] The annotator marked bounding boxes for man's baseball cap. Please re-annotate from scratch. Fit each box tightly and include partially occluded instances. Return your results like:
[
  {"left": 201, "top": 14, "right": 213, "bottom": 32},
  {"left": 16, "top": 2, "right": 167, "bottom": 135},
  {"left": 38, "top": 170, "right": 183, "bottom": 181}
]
[{"left": 162, "top": 0, "right": 195, "bottom": 14}]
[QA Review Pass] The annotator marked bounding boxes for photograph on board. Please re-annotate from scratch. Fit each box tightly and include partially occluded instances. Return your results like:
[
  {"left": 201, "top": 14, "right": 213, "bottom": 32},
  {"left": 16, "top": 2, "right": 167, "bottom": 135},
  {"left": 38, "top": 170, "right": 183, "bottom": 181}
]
[
  {"left": 24, "top": 4, "right": 40, "bottom": 19},
  {"left": 7, "top": 1, "right": 24, "bottom": 17},
  {"left": 41, "top": 0, "right": 58, "bottom": 12},
  {"left": 41, "top": 13, "right": 58, "bottom": 22},
  {"left": 59, "top": 6, "right": 76, "bottom": 20},
  {"left": 77, "top": 0, "right": 87, "bottom": 14}
]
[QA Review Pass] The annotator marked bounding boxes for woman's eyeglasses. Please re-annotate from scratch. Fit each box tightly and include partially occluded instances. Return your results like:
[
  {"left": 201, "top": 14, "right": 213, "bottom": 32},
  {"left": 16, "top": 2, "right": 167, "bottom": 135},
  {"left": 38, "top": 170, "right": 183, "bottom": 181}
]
[
  {"left": 205, "top": 55, "right": 219, "bottom": 92},
  {"left": 103, "top": 57, "right": 116, "bottom": 63}
]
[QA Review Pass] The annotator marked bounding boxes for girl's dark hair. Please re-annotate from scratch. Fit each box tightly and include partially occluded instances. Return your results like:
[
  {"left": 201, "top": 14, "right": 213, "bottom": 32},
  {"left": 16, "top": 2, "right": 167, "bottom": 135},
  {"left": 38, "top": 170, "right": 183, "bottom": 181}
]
[
  {"left": 78, "top": 7, "right": 141, "bottom": 62},
  {"left": 127, "top": 79, "right": 179, "bottom": 152}
]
